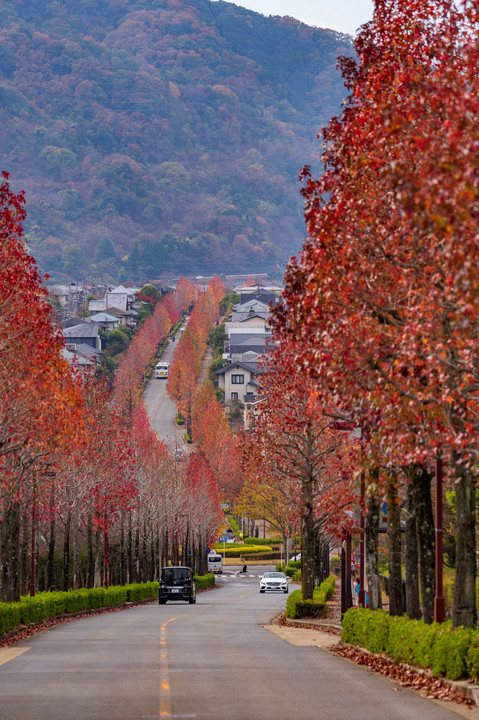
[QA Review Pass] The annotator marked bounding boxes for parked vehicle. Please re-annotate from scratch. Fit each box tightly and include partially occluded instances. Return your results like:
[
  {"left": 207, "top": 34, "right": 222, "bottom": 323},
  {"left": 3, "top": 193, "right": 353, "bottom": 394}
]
[
  {"left": 259, "top": 571, "right": 289, "bottom": 594},
  {"left": 158, "top": 566, "right": 197, "bottom": 604},
  {"left": 155, "top": 361, "right": 169, "bottom": 379},
  {"left": 207, "top": 552, "right": 223, "bottom": 574}
]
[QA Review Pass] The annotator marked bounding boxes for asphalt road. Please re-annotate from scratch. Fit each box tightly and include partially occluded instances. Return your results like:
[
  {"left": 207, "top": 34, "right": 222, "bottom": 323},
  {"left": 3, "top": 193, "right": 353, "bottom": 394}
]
[
  {"left": 142, "top": 332, "right": 184, "bottom": 452},
  {"left": 0, "top": 567, "right": 470, "bottom": 720}
]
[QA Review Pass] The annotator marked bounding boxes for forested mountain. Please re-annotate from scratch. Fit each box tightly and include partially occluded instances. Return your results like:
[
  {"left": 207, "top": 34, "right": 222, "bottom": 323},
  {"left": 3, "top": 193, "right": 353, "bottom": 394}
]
[{"left": 0, "top": 0, "right": 352, "bottom": 281}]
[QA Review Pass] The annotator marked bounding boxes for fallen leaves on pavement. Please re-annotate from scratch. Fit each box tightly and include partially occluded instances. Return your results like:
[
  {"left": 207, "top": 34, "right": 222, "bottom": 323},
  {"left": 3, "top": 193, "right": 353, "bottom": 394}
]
[{"left": 332, "top": 644, "right": 473, "bottom": 706}]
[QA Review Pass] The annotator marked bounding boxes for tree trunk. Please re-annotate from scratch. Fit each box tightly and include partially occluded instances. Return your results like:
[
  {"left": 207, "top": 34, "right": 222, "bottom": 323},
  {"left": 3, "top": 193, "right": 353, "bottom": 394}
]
[
  {"left": 410, "top": 464, "right": 435, "bottom": 624},
  {"left": 134, "top": 522, "right": 140, "bottom": 582},
  {"left": 301, "top": 472, "right": 316, "bottom": 601},
  {"left": 20, "top": 512, "right": 29, "bottom": 596},
  {"left": 86, "top": 514, "right": 94, "bottom": 589},
  {"left": 142, "top": 521, "right": 148, "bottom": 581},
  {"left": 46, "top": 514, "right": 56, "bottom": 591},
  {"left": 404, "top": 479, "right": 421, "bottom": 619},
  {"left": 127, "top": 515, "right": 134, "bottom": 584},
  {"left": 366, "top": 485, "right": 381, "bottom": 610},
  {"left": 387, "top": 476, "right": 403, "bottom": 616},
  {"left": 94, "top": 529, "right": 102, "bottom": 587},
  {"left": 120, "top": 512, "right": 126, "bottom": 586},
  {"left": 0, "top": 503, "right": 21, "bottom": 602},
  {"left": 62, "top": 510, "right": 71, "bottom": 591},
  {"left": 453, "top": 460, "right": 476, "bottom": 628},
  {"left": 72, "top": 505, "right": 80, "bottom": 590}
]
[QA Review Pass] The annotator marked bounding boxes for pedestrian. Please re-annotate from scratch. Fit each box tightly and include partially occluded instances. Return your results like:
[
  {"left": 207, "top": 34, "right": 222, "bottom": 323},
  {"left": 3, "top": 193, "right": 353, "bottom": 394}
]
[
  {"left": 353, "top": 577, "right": 369, "bottom": 608},
  {"left": 352, "top": 577, "right": 359, "bottom": 607}
]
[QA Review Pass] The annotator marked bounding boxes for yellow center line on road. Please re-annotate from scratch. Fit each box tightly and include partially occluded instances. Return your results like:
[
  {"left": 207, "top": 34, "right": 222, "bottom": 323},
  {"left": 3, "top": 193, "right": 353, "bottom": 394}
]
[
  {"left": 0, "top": 647, "right": 31, "bottom": 667},
  {"left": 158, "top": 615, "right": 185, "bottom": 718}
]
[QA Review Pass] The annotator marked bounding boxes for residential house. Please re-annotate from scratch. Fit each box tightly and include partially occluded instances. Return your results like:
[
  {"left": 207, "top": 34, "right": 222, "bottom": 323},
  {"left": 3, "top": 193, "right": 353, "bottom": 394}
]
[
  {"left": 63, "top": 322, "right": 102, "bottom": 355},
  {"left": 227, "top": 332, "right": 273, "bottom": 361},
  {"left": 215, "top": 360, "right": 264, "bottom": 404},
  {"left": 48, "top": 282, "right": 88, "bottom": 321},
  {"left": 97, "top": 306, "right": 137, "bottom": 328},
  {"left": 62, "top": 344, "right": 101, "bottom": 369},
  {"left": 88, "top": 312, "right": 119, "bottom": 332},
  {"left": 88, "top": 285, "right": 139, "bottom": 326}
]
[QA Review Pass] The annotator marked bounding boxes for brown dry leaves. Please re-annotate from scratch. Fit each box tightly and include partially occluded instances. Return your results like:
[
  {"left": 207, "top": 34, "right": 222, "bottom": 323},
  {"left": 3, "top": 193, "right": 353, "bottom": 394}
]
[{"left": 332, "top": 644, "right": 473, "bottom": 706}]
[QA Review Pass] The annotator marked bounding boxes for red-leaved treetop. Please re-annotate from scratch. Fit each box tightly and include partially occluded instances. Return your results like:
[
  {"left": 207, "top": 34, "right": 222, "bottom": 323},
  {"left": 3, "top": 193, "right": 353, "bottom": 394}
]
[
  {"left": 245, "top": 341, "right": 359, "bottom": 600},
  {"left": 0, "top": 171, "right": 83, "bottom": 601},
  {"left": 273, "top": 0, "right": 479, "bottom": 626}
]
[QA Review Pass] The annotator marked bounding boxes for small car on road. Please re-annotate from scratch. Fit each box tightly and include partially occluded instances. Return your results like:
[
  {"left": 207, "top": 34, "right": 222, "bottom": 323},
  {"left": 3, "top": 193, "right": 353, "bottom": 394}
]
[
  {"left": 159, "top": 566, "right": 197, "bottom": 604},
  {"left": 259, "top": 571, "right": 289, "bottom": 594}
]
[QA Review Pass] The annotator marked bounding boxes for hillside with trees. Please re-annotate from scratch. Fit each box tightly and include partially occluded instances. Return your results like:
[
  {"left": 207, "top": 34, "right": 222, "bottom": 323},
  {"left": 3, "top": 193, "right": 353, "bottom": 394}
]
[{"left": 0, "top": 0, "right": 351, "bottom": 281}]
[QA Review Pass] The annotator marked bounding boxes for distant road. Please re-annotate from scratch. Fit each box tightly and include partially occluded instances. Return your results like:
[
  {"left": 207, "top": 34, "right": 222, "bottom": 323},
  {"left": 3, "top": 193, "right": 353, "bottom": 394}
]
[
  {"left": 142, "top": 333, "right": 184, "bottom": 453},
  {"left": 0, "top": 568, "right": 465, "bottom": 720}
]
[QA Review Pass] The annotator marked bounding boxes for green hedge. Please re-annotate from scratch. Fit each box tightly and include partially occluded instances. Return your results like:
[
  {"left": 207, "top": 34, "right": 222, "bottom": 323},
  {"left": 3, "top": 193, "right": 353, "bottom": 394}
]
[
  {"left": 244, "top": 537, "right": 281, "bottom": 546},
  {"left": 276, "top": 561, "right": 301, "bottom": 576},
  {"left": 195, "top": 573, "right": 215, "bottom": 590},
  {"left": 342, "top": 608, "right": 479, "bottom": 681},
  {"left": 286, "top": 576, "right": 335, "bottom": 619},
  {"left": 0, "top": 575, "right": 214, "bottom": 637}
]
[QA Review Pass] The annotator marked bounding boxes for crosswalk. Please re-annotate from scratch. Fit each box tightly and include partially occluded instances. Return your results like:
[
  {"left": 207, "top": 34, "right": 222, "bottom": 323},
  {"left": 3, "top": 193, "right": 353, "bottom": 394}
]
[{"left": 220, "top": 572, "right": 257, "bottom": 581}]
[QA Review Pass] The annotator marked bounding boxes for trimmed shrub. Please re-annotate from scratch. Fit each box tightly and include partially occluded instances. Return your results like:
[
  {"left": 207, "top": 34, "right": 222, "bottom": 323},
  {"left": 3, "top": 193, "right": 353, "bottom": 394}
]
[
  {"left": 0, "top": 603, "right": 22, "bottom": 635},
  {"left": 431, "top": 624, "right": 474, "bottom": 679},
  {"left": 342, "top": 607, "right": 479, "bottom": 682},
  {"left": 195, "top": 573, "right": 215, "bottom": 590},
  {"left": 126, "top": 582, "right": 159, "bottom": 602},
  {"left": 244, "top": 537, "right": 281, "bottom": 546},
  {"left": 467, "top": 636, "right": 479, "bottom": 682},
  {"left": 285, "top": 576, "right": 335, "bottom": 619}
]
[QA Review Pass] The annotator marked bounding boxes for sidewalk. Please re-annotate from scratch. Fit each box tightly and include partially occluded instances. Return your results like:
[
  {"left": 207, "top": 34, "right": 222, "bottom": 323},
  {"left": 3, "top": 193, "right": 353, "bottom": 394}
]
[{"left": 272, "top": 585, "right": 479, "bottom": 713}]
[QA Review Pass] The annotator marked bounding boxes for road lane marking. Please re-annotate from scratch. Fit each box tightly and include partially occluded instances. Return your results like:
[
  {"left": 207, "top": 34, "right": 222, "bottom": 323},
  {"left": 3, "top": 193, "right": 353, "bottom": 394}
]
[
  {"left": 0, "top": 647, "right": 31, "bottom": 666},
  {"left": 159, "top": 617, "right": 175, "bottom": 718}
]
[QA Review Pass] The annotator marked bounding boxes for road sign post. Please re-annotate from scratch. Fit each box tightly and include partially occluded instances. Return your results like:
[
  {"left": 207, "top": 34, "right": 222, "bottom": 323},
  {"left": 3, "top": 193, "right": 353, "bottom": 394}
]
[{"left": 219, "top": 535, "right": 228, "bottom": 567}]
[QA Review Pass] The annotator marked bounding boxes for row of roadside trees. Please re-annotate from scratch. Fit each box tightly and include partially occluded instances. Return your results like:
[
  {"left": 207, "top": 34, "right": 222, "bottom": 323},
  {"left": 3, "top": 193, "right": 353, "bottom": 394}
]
[
  {"left": 242, "top": 0, "right": 479, "bottom": 628},
  {"left": 0, "top": 170, "right": 224, "bottom": 601}
]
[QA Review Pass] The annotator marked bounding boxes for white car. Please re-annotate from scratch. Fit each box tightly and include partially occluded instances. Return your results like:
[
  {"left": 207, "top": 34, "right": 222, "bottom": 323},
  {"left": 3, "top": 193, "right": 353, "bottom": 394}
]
[{"left": 259, "top": 571, "right": 289, "bottom": 594}]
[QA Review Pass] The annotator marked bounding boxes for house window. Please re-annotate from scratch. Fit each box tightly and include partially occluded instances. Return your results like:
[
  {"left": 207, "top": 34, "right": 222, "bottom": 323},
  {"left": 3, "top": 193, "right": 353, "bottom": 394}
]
[
  {"left": 231, "top": 392, "right": 238, "bottom": 401},
  {"left": 231, "top": 374, "right": 244, "bottom": 384}
]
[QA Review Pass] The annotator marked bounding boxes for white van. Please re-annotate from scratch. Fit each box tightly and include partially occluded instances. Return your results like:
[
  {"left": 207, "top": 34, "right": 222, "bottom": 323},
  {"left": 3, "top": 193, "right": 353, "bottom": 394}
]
[
  {"left": 207, "top": 552, "right": 223, "bottom": 574},
  {"left": 155, "top": 362, "right": 169, "bottom": 379}
]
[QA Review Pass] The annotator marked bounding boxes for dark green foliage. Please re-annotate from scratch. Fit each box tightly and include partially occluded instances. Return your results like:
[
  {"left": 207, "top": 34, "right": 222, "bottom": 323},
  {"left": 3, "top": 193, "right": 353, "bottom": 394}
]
[
  {"left": 208, "top": 356, "right": 226, "bottom": 383},
  {"left": 219, "top": 293, "right": 240, "bottom": 314},
  {"left": 466, "top": 636, "right": 479, "bottom": 682},
  {"left": 431, "top": 624, "right": 474, "bottom": 679},
  {"left": 103, "top": 328, "right": 130, "bottom": 356},
  {"left": 207, "top": 323, "right": 226, "bottom": 357},
  {"left": 342, "top": 608, "right": 479, "bottom": 681},
  {"left": 194, "top": 574, "right": 215, "bottom": 591},
  {"left": 0, "top": 0, "right": 352, "bottom": 280},
  {"left": 139, "top": 284, "right": 161, "bottom": 304},
  {"left": 285, "top": 576, "right": 335, "bottom": 619}
]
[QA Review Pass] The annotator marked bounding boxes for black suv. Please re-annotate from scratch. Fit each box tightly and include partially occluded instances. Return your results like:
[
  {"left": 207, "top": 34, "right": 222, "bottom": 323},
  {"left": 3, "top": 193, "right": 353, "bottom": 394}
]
[{"left": 158, "top": 566, "right": 197, "bottom": 604}]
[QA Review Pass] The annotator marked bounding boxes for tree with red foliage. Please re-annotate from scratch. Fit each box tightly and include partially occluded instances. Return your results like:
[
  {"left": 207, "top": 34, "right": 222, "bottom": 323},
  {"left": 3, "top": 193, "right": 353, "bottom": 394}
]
[
  {"left": 183, "top": 452, "right": 222, "bottom": 574},
  {"left": 0, "top": 171, "right": 83, "bottom": 601},
  {"left": 274, "top": 1, "right": 479, "bottom": 625},
  {"left": 175, "top": 276, "right": 198, "bottom": 315},
  {"left": 245, "top": 342, "right": 359, "bottom": 600}
]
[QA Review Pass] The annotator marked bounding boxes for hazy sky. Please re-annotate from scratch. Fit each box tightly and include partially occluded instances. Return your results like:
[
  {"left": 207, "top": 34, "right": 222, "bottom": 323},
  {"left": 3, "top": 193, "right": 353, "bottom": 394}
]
[{"left": 217, "top": 0, "right": 375, "bottom": 36}]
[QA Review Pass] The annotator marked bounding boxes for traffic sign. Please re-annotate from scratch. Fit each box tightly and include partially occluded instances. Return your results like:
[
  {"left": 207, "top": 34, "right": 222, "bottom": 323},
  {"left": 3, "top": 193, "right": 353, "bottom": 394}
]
[{"left": 219, "top": 535, "right": 228, "bottom": 542}]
